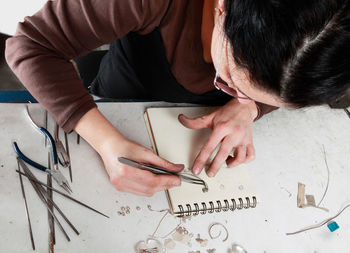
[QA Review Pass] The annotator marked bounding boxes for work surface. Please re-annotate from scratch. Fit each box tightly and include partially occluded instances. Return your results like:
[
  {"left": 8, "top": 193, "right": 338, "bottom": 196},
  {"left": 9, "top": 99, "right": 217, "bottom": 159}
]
[{"left": 0, "top": 102, "right": 349, "bottom": 253}]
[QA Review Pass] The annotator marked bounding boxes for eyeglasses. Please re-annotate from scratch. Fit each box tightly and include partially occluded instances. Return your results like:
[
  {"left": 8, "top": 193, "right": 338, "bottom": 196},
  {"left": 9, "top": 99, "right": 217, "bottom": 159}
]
[{"left": 213, "top": 33, "right": 251, "bottom": 100}]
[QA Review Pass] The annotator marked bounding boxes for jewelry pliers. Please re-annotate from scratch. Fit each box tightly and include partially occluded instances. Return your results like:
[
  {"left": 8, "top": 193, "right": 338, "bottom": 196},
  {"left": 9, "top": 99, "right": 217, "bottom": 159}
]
[{"left": 13, "top": 106, "right": 72, "bottom": 194}]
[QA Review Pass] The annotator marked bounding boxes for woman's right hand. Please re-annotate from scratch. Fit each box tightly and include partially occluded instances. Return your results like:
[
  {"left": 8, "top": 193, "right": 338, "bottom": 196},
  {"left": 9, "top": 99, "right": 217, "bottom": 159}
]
[{"left": 75, "top": 108, "right": 183, "bottom": 196}]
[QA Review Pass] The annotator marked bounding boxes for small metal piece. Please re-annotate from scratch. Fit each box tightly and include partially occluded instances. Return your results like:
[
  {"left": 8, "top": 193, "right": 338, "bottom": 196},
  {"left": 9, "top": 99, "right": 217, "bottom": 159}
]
[
  {"left": 231, "top": 243, "right": 247, "bottom": 253},
  {"left": 44, "top": 110, "right": 48, "bottom": 147},
  {"left": 55, "top": 124, "right": 70, "bottom": 167},
  {"left": 208, "top": 222, "right": 229, "bottom": 242},
  {"left": 47, "top": 152, "right": 55, "bottom": 250},
  {"left": 50, "top": 166, "right": 73, "bottom": 193},
  {"left": 344, "top": 108, "right": 350, "bottom": 119},
  {"left": 17, "top": 159, "right": 35, "bottom": 250},
  {"left": 64, "top": 132, "right": 73, "bottom": 182},
  {"left": 16, "top": 170, "right": 109, "bottom": 218}
]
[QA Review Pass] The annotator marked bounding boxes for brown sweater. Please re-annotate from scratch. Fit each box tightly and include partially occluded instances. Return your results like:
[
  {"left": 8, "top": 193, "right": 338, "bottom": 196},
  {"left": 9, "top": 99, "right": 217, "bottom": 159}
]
[{"left": 5, "top": 0, "right": 276, "bottom": 132}]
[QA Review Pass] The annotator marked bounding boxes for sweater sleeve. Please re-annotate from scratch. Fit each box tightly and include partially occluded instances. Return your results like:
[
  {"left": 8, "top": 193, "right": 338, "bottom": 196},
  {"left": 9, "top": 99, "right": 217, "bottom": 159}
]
[{"left": 5, "top": 0, "right": 169, "bottom": 132}]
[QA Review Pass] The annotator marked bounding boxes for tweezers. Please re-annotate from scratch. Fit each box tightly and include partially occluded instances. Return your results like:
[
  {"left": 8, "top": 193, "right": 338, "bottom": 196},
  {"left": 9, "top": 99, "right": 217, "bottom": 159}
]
[{"left": 118, "top": 157, "right": 208, "bottom": 189}]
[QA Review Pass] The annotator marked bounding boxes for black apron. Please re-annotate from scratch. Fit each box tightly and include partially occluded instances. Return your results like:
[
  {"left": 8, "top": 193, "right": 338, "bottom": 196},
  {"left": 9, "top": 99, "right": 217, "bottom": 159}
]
[{"left": 90, "top": 2, "right": 231, "bottom": 106}]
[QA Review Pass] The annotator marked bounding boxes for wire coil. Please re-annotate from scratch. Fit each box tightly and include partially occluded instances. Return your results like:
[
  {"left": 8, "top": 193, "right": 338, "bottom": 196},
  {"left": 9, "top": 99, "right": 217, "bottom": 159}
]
[{"left": 176, "top": 196, "right": 257, "bottom": 217}]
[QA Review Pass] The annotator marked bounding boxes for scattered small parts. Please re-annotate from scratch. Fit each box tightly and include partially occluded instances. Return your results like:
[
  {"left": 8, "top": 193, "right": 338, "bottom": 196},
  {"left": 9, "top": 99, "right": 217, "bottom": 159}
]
[
  {"left": 327, "top": 221, "right": 339, "bottom": 232},
  {"left": 305, "top": 195, "right": 316, "bottom": 206},
  {"left": 164, "top": 238, "right": 176, "bottom": 249},
  {"left": 297, "top": 182, "right": 329, "bottom": 212},
  {"left": 228, "top": 243, "right": 247, "bottom": 253},
  {"left": 297, "top": 183, "right": 306, "bottom": 208},
  {"left": 208, "top": 223, "right": 229, "bottom": 242},
  {"left": 287, "top": 202, "right": 350, "bottom": 235},
  {"left": 147, "top": 204, "right": 168, "bottom": 213},
  {"left": 195, "top": 234, "right": 208, "bottom": 247},
  {"left": 207, "top": 249, "right": 216, "bottom": 253},
  {"left": 136, "top": 206, "right": 141, "bottom": 211},
  {"left": 172, "top": 226, "right": 193, "bottom": 247},
  {"left": 117, "top": 206, "right": 131, "bottom": 216},
  {"left": 135, "top": 238, "right": 163, "bottom": 253}
]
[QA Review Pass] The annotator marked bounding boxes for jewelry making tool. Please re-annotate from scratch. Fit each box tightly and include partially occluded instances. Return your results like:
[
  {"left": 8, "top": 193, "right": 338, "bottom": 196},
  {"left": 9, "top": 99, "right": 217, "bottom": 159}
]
[
  {"left": 16, "top": 159, "right": 35, "bottom": 250},
  {"left": 54, "top": 123, "right": 70, "bottom": 168},
  {"left": 47, "top": 153, "right": 55, "bottom": 251},
  {"left": 13, "top": 141, "right": 72, "bottom": 194},
  {"left": 17, "top": 157, "right": 79, "bottom": 241},
  {"left": 23, "top": 105, "right": 72, "bottom": 193},
  {"left": 118, "top": 157, "right": 208, "bottom": 190},
  {"left": 16, "top": 170, "right": 110, "bottom": 218},
  {"left": 64, "top": 131, "right": 73, "bottom": 182}
]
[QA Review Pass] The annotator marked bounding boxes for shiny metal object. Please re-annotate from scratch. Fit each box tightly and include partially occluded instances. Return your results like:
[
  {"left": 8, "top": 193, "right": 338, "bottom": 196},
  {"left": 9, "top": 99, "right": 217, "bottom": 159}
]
[
  {"left": 55, "top": 123, "right": 70, "bottom": 167},
  {"left": 230, "top": 243, "right": 248, "bottom": 253},
  {"left": 118, "top": 157, "right": 208, "bottom": 190}
]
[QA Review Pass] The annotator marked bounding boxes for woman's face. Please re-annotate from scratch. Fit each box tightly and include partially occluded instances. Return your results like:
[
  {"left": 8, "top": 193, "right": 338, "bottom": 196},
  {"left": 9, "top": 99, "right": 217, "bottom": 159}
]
[{"left": 211, "top": 13, "right": 288, "bottom": 108}]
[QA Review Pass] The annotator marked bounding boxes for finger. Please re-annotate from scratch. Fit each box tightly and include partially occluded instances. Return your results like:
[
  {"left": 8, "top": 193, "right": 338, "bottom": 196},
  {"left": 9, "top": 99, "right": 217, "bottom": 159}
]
[
  {"left": 226, "top": 145, "right": 247, "bottom": 167},
  {"left": 178, "top": 113, "right": 213, "bottom": 130},
  {"left": 153, "top": 174, "right": 182, "bottom": 192},
  {"left": 121, "top": 175, "right": 180, "bottom": 196},
  {"left": 138, "top": 152, "right": 184, "bottom": 173},
  {"left": 192, "top": 128, "right": 225, "bottom": 175},
  {"left": 206, "top": 136, "right": 234, "bottom": 177},
  {"left": 112, "top": 166, "right": 180, "bottom": 196},
  {"left": 245, "top": 144, "right": 255, "bottom": 163}
]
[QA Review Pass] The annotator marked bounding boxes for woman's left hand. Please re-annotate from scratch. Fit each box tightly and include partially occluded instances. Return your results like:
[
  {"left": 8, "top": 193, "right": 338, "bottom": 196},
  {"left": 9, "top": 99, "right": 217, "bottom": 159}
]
[{"left": 178, "top": 98, "right": 258, "bottom": 177}]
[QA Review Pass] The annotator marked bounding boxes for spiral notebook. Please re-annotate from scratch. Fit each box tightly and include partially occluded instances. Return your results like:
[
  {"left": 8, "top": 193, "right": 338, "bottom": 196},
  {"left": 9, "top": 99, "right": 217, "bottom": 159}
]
[{"left": 144, "top": 107, "right": 258, "bottom": 216}]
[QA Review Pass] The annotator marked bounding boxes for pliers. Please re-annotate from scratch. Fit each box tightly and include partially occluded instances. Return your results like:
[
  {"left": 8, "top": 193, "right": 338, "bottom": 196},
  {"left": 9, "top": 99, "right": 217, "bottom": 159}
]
[
  {"left": 13, "top": 142, "right": 72, "bottom": 194},
  {"left": 13, "top": 106, "right": 72, "bottom": 194}
]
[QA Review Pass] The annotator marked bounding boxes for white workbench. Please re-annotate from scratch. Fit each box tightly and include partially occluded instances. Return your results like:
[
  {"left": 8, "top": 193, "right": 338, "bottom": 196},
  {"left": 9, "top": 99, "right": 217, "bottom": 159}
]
[{"left": 0, "top": 102, "right": 349, "bottom": 253}]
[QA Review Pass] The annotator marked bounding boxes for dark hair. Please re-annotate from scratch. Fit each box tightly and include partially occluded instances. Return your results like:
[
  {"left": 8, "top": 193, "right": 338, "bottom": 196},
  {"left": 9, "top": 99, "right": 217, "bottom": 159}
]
[{"left": 224, "top": 0, "right": 350, "bottom": 107}]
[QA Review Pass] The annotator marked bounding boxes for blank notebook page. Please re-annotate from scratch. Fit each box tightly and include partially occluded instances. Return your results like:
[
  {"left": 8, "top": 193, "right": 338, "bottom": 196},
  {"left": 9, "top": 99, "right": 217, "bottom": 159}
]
[{"left": 144, "top": 107, "right": 258, "bottom": 215}]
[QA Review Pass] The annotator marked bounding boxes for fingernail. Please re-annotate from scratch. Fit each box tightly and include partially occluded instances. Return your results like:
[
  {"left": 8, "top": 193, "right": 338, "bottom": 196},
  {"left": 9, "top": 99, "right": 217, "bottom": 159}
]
[
  {"left": 207, "top": 171, "right": 215, "bottom": 177},
  {"left": 173, "top": 180, "right": 181, "bottom": 186},
  {"left": 193, "top": 168, "right": 200, "bottom": 175}
]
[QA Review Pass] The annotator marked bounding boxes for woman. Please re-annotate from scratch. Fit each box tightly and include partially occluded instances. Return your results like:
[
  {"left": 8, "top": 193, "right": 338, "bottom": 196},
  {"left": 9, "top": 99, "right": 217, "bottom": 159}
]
[{"left": 5, "top": 0, "right": 349, "bottom": 196}]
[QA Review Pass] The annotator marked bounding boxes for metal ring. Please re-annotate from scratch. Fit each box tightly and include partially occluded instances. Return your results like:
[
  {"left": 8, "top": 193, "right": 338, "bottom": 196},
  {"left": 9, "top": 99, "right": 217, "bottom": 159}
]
[
  {"left": 186, "top": 204, "right": 192, "bottom": 216},
  {"left": 244, "top": 197, "right": 250, "bottom": 209},
  {"left": 194, "top": 203, "right": 199, "bottom": 216},
  {"left": 237, "top": 198, "right": 244, "bottom": 209},
  {"left": 223, "top": 200, "right": 229, "bottom": 211},
  {"left": 178, "top": 205, "right": 184, "bottom": 217},
  {"left": 251, "top": 196, "right": 257, "bottom": 208},
  {"left": 230, "top": 199, "right": 236, "bottom": 211},
  {"left": 200, "top": 202, "right": 207, "bottom": 215},
  {"left": 208, "top": 201, "right": 215, "bottom": 213},
  {"left": 215, "top": 200, "right": 222, "bottom": 212}
]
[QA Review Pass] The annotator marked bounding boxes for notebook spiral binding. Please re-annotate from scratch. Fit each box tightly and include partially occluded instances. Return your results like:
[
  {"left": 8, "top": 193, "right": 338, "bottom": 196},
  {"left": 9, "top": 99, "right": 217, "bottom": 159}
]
[{"left": 177, "top": 196, "right": 257, "bottom": 217}]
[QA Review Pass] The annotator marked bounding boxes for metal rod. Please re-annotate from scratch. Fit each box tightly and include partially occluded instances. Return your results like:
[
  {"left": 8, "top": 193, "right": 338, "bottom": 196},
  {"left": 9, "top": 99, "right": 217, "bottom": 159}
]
[
  {"left": 345, "top": 108, "right": 350, "bottom": 119},
  {"left": 17, "top": 158, "right": 71, "bottom": 241},
  {"left": 44, "top": 110, "right": 48, "bottom": 147},
  {"left": 77, "top": 134, "right": 80, "bottom": 145},
  {"left": 17, "top": 160, "right": 35, "bottom": 250},
  {"left": 16, "top": 170, "right": 109, "bottom": 219},
  {"left": 64, "top": 132, "right": 73, "bottom": 183},
  {"left": 47, "top": 153, "right": 55, "bottom": 251}
]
